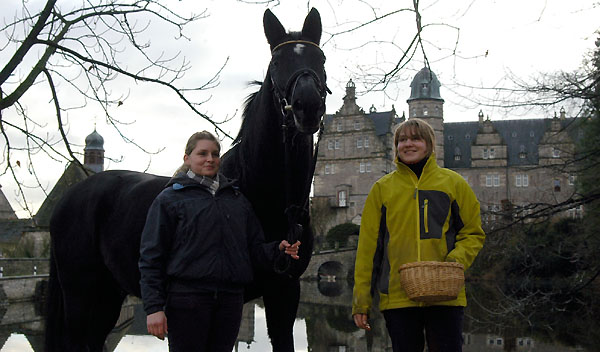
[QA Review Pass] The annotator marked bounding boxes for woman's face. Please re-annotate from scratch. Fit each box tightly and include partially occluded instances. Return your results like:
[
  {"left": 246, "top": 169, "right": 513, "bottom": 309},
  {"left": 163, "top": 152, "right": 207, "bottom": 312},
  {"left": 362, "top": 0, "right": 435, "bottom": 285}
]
[
  {"left": 396, "top": 127, "right": 429, "bottom": 164},
  {"left": 184, "top": 139, "right": 220, "bottom": 177}
]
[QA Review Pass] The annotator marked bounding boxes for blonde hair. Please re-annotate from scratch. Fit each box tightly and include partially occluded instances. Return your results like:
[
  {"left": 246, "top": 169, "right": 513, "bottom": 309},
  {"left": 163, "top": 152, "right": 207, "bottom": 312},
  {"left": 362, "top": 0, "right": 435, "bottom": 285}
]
[
  {"left": 174, "top": 131, "right": 221, "bottom": 176},
  {"left": 393, "top": 118, "right": 436, "bottom": 161}
]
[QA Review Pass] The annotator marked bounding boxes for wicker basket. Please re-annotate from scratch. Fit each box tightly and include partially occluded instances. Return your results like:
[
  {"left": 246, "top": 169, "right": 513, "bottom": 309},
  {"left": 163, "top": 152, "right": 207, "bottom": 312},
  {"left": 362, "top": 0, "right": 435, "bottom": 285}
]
[{"left": 398, "top": 261, "right": 465, "bottom": 302}]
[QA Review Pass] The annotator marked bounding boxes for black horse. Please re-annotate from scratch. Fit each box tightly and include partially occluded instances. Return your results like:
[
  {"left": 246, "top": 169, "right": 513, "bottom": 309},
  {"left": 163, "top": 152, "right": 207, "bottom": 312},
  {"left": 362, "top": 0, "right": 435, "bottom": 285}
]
[{"left": 45, "top": 8, "right": 328, "bottom": 352}]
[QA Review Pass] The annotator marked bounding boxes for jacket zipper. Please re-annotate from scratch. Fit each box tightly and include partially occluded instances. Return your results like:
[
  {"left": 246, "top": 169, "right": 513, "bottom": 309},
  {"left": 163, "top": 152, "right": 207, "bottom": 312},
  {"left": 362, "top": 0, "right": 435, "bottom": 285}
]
[{"left": 423, "top": 199, "right": 429, "bottom": 233}]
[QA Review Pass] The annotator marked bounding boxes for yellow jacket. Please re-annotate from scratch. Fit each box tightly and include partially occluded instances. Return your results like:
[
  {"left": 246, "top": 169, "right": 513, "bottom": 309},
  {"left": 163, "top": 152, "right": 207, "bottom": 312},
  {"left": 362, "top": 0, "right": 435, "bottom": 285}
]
[{"left": 352, "top": 154, "right": 485, "bottom": 315}]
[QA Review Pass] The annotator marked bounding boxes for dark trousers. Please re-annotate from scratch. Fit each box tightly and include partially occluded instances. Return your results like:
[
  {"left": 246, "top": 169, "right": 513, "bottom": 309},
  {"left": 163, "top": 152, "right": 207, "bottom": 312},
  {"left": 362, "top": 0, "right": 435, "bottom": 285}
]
[
  {"left": 165, "top": 291, "right": 244, "bottom": 352},
  {"left": 383, "top": 306, "right": 464, "bottom": 352}
]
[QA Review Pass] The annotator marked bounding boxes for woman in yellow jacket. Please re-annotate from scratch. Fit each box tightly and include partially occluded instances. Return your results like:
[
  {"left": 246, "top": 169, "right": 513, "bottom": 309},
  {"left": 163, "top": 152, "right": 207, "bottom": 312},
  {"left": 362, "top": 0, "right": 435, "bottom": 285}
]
[{"left": 352, "top": 118, "right": 485, "bottom": 352}]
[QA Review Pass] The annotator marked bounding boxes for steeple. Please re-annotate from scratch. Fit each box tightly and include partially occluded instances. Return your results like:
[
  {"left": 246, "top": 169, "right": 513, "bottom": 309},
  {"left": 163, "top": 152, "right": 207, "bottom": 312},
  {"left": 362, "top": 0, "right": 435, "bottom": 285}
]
[
  {"left": 84, "top": 128, "right": 104, "bottom": 173},
  {"left": 339, "top": 79, "right": 361, "bottom": 115},
  {"left": 406, "top": 67, "right": 445, "bottom": 166}
]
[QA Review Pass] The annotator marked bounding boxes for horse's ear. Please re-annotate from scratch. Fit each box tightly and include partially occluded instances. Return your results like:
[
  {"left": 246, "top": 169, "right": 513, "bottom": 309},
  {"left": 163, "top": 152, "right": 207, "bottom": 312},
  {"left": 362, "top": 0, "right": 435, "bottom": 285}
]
[
  {"left": 264, "top": 9, "right": 287, "bottom": 49},
  {"left": 301, "top": 8, "right": 322, "bottom": 45}
]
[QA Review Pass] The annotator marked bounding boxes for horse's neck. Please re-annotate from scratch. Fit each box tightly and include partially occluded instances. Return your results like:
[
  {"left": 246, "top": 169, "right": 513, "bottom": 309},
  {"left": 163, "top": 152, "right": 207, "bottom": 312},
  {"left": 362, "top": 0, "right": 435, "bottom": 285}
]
[{"left": 241, "top": 84, "right": 314, "bottom": 208}]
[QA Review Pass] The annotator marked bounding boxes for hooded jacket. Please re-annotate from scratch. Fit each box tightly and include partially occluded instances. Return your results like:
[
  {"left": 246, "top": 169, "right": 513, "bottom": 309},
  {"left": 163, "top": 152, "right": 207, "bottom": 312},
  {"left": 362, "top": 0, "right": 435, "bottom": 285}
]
[
  {"left": 352, "top": 154, "right": 485, "bottom": 315},
  {"left": 139, "top": 173, "right": 280, "bottom": 315}
]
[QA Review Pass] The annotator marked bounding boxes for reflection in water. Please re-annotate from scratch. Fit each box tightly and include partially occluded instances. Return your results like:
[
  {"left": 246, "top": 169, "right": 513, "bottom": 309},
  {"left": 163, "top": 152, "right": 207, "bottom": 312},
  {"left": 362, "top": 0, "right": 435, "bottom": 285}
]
[{"left": 1, "top": 279, "right": 597, "bottom": 351}]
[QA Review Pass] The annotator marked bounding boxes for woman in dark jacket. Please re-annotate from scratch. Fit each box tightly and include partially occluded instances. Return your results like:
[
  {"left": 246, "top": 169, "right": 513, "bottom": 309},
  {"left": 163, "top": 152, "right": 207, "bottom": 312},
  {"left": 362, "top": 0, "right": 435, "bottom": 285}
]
[{"left": 139, "top": 131, "right": 300, "bottom": 352}]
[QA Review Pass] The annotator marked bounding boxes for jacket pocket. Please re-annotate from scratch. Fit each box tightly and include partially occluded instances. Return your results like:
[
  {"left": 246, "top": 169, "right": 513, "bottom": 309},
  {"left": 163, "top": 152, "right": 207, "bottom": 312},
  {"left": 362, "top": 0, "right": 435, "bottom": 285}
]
[{"left": 419, "top": 190, "right": 450, "bottom": 239}]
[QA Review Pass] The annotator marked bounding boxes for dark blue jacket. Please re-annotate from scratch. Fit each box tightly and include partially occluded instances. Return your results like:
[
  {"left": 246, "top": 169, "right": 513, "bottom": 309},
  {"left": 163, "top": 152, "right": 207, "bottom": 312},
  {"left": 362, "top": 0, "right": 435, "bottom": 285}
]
[{"left": 139, "top": 173, "right": 279, "bottom": 315}]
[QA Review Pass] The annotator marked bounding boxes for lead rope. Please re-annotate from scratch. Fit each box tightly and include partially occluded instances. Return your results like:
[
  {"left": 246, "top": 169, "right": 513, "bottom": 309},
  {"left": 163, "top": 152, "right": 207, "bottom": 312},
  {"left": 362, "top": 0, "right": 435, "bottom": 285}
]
[{"left": 274, "top": 119, "right": 324, "bottom": 276}]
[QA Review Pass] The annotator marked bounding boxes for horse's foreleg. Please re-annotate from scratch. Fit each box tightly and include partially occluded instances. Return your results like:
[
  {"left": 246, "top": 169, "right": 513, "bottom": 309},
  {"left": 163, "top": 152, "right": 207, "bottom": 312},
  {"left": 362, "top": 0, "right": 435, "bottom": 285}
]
[{"left": 263, "top": 277, "right": 300, "bottom": 352}]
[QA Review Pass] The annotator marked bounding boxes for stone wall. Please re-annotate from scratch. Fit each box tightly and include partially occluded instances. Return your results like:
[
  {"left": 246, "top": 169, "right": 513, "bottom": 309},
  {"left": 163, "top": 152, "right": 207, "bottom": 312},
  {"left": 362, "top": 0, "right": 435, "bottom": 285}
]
[{"left": 0, "top": 258, "right": 49, "bottom": 277}]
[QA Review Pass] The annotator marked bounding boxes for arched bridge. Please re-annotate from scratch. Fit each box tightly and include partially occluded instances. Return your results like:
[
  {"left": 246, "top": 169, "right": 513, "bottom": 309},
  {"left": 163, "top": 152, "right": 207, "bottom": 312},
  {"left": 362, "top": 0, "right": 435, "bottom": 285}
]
[{"left": 301, "top": 248, "right": 356, "bottom": 281}]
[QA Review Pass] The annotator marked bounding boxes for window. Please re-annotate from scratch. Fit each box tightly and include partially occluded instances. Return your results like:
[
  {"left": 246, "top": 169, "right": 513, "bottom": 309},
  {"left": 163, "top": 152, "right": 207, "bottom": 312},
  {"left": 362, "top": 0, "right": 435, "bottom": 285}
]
[
  {"left": 512, "top": 131, "right": 517, "bottom": 138},
  {"left": 516, "top": 174, "right": 528, "bottom": 187},
  {"left": 552, "top": 147, "right": 560, "bottom": 158},
  {"left": 486, "top": 175, "right": 493, "bottom": 187},
  {"left": 359, "top": 162, "right": 372, "bottom": 173},
  {"left": 568, "top": 205, "right": 583, "bottom": 219},
  {"left": 454, "top": 155, "right": 461, "bottom": 161},
  {"left": 338, "top": 190, "right": 347, "bottom": 207},
  {"left": 519, "top": 145, "right": 527, "bottom": 159},
  {"left": 454, "top": 147, "right": 461, "bottom": 161},
  {"left": 530, "top": 131, "right": 535, "bottom": 137},
  {"left": 334, "top": 140, "right": 340, "bottom": 150},
  {"left": 569, "top": 175, "right": 576, "bottom": 185},
  {"left": 327, "top": 140, "right": 333, "bottom": 150},
  {"left": 483, "top": 147, "right": 496, "bottom": 159},
  {"left": 336, "top": 121, "right": 342, "bottom": 132},
  {"left": 364, "top": 136, "right": 370, "bottom": 148},
  {"left": 486, "top": 174, "right": 500, "bottom": 187},
  {"left": 356, "top": 138, "right": 363, "bottom": 148},
  {"left": 324, "top": 164, "right": 335, "bottom": 175},
  {"left": 354, "top": 120, "right": 361, "bottom": 130},
  {"left": 554, "top": 179, "right": 561, "bottom": 192}
]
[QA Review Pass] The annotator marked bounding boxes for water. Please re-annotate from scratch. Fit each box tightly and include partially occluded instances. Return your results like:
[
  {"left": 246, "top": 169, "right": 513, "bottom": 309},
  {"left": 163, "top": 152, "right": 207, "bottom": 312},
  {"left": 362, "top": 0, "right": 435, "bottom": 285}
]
[{"left": 1, "top": 280, "right": 596, "bottom": 351}]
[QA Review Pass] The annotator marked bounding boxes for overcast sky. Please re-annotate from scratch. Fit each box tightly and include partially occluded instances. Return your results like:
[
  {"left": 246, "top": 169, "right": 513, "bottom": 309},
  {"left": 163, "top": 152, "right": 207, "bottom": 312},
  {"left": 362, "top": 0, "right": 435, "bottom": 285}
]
[{"left": 1, "top": 0, "right": 599, "bottom": 217}]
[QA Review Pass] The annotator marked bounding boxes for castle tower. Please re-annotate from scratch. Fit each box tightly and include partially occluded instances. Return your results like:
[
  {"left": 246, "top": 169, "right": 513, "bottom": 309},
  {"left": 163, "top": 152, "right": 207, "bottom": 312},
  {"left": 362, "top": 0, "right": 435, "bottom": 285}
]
[
  {"left": 407, "top": 67, "right": 445, "bottom": 166},
  {"left": 84, "top": 129, "right": 104, "bottom": 173}
]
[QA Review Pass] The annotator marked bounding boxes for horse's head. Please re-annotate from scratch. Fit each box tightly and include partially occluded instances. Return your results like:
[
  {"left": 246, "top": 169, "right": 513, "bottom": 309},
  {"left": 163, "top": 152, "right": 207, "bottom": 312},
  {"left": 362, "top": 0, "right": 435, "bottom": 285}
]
[{"left": 264, "top": 8, "right": 329, "bottom": 135}]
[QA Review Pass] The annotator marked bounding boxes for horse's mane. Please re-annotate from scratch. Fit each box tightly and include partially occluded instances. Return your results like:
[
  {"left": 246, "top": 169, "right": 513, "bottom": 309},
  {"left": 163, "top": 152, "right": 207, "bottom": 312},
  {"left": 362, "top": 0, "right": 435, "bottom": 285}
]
[{"left": 231, "top": 80, "right": 263, "bottom": 145}]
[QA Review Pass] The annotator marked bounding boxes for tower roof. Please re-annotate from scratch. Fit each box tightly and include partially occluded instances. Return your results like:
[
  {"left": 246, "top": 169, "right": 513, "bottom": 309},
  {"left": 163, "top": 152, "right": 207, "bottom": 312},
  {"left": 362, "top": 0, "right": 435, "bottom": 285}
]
[
  {"left": 407, "top": 67, "right": 444, "bottom": 102},
  {"left": 84, "top": 129, "right": 104, "bottom": 151}
]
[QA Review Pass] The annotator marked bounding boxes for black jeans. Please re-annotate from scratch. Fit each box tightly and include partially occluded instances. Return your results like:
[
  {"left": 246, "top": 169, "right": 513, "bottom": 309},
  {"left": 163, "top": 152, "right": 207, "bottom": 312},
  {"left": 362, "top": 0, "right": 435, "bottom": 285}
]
[
  {"left": 383, "top": 306, "right": 464, "bottom": 352},
  {"left": 165, "top": 291, "right": 244, "bottom": 352}
]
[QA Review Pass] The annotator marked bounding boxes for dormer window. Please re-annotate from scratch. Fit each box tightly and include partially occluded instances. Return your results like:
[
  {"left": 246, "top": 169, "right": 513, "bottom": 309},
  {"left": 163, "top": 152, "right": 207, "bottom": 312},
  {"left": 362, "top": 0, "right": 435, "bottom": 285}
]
[
  {"left": 421, "top": 83, "right": 429, "bottom": 94},
  {"left": 454, "top": 147, "right": 461, "bottom": 161},
  {"left": 552, "top": 147, "right": 560, "bottom": 158},
  {"left": 519, "top": 145, "right": 527, "bottom": 159}
]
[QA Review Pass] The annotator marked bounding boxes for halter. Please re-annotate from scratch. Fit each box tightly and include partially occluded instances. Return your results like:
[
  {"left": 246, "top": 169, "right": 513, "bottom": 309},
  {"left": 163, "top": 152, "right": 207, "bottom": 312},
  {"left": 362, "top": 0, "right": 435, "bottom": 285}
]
[{"left": 269, "top": 40, "right": 331, "bottom": 136}]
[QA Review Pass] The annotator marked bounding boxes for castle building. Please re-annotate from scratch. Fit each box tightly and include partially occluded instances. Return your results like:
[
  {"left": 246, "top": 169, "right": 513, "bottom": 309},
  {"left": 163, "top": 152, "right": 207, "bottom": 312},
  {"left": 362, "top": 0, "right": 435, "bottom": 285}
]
[{"left": 311, "top": 68, "right": 581, "bottom": 238}]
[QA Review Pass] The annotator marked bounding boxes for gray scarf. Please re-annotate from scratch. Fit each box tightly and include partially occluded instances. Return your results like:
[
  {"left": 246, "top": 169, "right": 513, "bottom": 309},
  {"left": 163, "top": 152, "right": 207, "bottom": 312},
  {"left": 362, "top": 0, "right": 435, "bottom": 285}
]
[{"left": 187, "top": 170, "right": 219, "bottom": 195}]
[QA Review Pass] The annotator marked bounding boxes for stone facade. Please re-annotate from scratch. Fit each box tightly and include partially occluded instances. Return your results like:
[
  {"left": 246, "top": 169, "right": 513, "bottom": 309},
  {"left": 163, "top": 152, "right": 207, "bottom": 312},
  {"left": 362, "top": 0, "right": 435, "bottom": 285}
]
[
  {"left": 312, "top": 79, "right": 401, "bottom": 237},
  {"left": 312, "top": 69, "right": 582, "bottom": 238}
]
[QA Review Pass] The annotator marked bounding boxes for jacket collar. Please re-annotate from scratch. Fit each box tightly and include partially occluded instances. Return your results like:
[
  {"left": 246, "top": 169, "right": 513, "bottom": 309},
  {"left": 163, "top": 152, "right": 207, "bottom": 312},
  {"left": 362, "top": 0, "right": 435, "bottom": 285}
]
[
  {"left": 394, "top": 152, "right": 438, "bottom": 177},
  {"left": 167, "top": 172, "right": 237, "bottom": 192}
]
